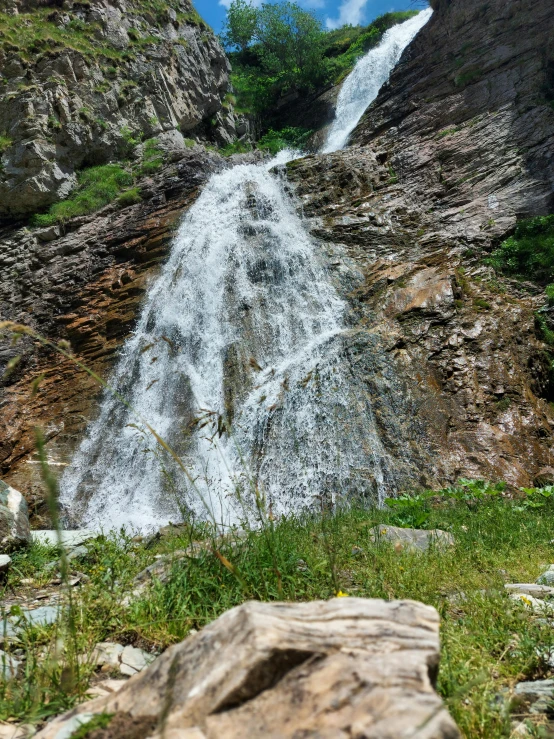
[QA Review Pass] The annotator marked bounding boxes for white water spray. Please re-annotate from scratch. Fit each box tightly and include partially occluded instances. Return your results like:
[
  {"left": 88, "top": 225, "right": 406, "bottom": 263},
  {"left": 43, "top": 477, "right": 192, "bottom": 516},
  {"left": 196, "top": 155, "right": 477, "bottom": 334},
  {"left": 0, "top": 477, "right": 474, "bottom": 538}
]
[
  {"left": 60, "top": 11, "right": 431, "bottom": 531},
  {"left": 322, "top": 8, "right": 433, "bottom": 153}
]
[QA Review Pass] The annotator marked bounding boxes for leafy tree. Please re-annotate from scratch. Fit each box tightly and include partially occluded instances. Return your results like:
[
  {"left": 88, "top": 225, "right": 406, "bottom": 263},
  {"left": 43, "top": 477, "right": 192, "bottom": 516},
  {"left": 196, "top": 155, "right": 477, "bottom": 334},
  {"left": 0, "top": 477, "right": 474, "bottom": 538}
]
[
  {"left": 221, "top": 0, "right": 258, "bottom": 53},
  {"left": 255, "top": 2, "right": 325, "bottom": 91}
]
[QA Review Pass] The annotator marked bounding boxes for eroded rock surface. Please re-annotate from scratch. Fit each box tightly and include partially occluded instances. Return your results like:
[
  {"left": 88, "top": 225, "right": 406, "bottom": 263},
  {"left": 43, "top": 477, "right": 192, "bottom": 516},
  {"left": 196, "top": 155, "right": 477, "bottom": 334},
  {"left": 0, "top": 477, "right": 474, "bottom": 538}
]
[
  {"left": 35, "top": 597, "right": 460, "bottom": 739},
  {"left": 0, "top": 0, "right": 235, "bottom": 215},
  {"left": 282, "top": 0, "right": 554, "bottom": 488},
  {"left": 0, "top": 480, "right": 30, "bottom": 552}
]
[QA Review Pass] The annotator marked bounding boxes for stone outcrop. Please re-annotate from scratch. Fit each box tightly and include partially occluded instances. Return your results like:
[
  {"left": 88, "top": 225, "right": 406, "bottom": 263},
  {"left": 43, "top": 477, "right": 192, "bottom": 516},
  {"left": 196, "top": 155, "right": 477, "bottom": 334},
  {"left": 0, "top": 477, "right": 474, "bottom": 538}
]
[
  {"left": 0, "top": 480, "right": 31, "bottom": 551},
  {"left": 35, "top": 597, "right": 460, "bottom": 739},
  {"left": 0, "top": 0, "right": 235, "bottom": 215},
  {"left": 281, "top": 0, "right": 554, "bottom": 488}
]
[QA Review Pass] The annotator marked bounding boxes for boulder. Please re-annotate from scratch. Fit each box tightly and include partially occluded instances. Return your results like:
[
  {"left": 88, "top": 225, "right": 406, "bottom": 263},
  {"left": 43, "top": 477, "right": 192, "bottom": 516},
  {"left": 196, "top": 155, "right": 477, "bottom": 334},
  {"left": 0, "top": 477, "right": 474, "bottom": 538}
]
[
  {"left": 0, "top": 481, "right": 31, "bottom": 553},
  {"left": 35, "top": 598, "right": 460, "bottom": 739},
  {"left": 31, "top": 529, "right": 97, "bottom": 551},
  {"left": 371, "top": 525, "right": 455, "bottom": 552},
  {"left": 0, "top": 555, "right": 11, "bottom": 578},
  {"left": 505, "top": 583, "right": 554, "bottom": 598},
  {"left": 514, "top": 679, "right": 554, "bottom": 715},
  {"left": 537, "top": 565, "right": 554, "bottom": 586}
]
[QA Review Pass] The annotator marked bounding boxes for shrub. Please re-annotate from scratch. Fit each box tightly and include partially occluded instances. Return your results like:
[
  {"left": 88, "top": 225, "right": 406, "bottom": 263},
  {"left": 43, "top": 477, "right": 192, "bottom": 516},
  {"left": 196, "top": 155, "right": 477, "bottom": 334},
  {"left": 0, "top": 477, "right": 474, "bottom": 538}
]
[
  {"left": 117, "top": 187, "right": 142, "bottom": 207},
  {"left": 486, "top": 215, "right": 554, "bottom": 284},
  {"left": 31, "top": 164, "right": 133, "bottom": 226},
  {"left": 258, "top": 126, "right": 313, "bottom": 154}
]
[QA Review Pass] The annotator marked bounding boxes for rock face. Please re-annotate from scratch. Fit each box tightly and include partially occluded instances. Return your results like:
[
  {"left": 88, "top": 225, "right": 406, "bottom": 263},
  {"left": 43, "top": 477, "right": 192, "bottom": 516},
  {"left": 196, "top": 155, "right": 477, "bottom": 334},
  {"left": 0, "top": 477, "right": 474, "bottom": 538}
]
[
  {"left": 0, "top": 480, "right": 31, "bottom": 552},
  {"left": 0, "top": 0, "right": 235, "bottom": 215},
  {"left": 282, "top": 0, "right": 554, "bottom": 488},
  {"left": 35, "top": 597, "right": 460, "bottom": 739}
]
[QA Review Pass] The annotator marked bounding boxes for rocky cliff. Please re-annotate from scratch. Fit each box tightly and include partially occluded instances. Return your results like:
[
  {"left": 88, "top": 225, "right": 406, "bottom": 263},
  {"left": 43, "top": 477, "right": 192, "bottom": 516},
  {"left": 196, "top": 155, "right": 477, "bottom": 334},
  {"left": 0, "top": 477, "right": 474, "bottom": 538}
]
[
  {"left": 284, "top": 0, "right": 554, "bottom": 487},
  {"left": 0, "top": 0, "right": 235, "bottom": 215},
  {"left": 1, "top": 0, "right": 554, "bottom": 521}
]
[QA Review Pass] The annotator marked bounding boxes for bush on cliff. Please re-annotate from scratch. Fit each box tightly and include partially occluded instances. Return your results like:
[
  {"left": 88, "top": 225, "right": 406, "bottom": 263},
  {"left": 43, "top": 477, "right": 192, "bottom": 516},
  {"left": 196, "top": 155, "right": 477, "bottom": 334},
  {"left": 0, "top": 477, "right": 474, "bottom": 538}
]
[
  {"left": 30, "top": 164, "right": 134, "bottom": 226},
  {"left": 487, "top": 215, "right": 554, "bottom": 284}
]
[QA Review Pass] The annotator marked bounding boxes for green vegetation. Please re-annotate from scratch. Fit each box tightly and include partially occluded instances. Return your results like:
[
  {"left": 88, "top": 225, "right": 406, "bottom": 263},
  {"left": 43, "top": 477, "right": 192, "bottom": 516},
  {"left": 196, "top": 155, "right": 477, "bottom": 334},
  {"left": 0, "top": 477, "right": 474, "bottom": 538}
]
[
  {"left": 0, "top": 134, "right": 12, "bottom": 153},
  {"left": 223, "top": 0, "right": 418, "bottom": 121},
  {"left": 2, "top": 480, "right": 554, "bottom": 736},
  {"left": 219, "top": 139, "right": 252, "bottom": 156},
  {"left": 487, "top": 215, "right": 554, "bottom": 285},
  {"left": 137, "top": 137, "right": 164, "bottom": 175},
  {"left": 258, "top": 126, "right": 313, "bottom": 154},
  {"left": 30, "top": 165, "right": 134, "bottom": 226}
]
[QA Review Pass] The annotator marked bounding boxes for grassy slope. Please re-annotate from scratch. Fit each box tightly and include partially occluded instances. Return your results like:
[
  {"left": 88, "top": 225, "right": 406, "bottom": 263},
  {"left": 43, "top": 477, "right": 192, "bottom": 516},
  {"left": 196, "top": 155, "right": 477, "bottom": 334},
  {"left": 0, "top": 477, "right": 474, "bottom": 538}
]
[{"left": 2, "top": 490, "right": 554, "bottom": 737}]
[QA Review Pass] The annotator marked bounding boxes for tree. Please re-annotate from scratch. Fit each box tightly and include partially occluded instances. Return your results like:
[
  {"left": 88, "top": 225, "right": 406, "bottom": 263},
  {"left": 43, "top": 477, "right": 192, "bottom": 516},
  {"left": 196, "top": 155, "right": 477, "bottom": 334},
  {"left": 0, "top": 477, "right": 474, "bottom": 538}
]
[
  {"left": 221, "top": 0, "right": 258, "bottom": 53},
  {"left": 255, "top": 2, "right": 325, "bottom": 91}
]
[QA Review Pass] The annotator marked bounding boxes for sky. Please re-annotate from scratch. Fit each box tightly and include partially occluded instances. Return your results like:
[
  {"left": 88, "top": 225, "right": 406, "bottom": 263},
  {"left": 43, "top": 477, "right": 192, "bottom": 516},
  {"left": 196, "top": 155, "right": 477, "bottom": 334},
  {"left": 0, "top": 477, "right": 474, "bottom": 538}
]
[{"left": 196, "top": 0, "right": 428, "bottom": 34}]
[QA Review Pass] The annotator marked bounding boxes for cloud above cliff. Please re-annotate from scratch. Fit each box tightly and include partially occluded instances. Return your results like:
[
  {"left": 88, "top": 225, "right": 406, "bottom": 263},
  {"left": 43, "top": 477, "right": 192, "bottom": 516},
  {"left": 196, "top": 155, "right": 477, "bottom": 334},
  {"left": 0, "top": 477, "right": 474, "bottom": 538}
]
[{"left": 325, "top": 0, "right": 368, "bottom": 28}]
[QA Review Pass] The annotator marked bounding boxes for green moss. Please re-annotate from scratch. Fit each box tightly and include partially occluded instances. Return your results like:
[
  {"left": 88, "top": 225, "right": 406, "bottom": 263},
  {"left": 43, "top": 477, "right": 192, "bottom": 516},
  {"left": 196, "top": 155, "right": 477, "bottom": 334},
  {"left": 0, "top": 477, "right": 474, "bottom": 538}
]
[
  {"left": 117, "top": 187, "right": 142, "bottom": 207},
  {"left": 0, "top": 134, "right": 12, "bottom": 153},
  {"left": 70, "top": 714, "right": 113, "bottom": 738},
  {"left": 473, "top": 298, "right": 491, "bottom": 311}
]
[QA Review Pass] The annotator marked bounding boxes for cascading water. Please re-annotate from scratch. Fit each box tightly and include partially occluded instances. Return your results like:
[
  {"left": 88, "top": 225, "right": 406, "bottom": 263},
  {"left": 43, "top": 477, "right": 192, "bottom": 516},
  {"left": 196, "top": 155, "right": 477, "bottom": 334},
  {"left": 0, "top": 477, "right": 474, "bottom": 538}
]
[
  {"left": 60, "top": 10, "right": 432, "bottom": 531},
  {"left": 322, "top": 8, "right": 433, "bottom": 153}
]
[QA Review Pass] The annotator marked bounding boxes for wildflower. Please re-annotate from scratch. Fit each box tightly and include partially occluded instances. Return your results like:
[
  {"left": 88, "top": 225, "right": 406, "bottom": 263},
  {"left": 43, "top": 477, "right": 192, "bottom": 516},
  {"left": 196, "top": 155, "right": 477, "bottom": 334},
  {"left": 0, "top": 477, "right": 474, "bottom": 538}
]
[{"left": 336, "top": 590, "right": 349, "bottom": 597}]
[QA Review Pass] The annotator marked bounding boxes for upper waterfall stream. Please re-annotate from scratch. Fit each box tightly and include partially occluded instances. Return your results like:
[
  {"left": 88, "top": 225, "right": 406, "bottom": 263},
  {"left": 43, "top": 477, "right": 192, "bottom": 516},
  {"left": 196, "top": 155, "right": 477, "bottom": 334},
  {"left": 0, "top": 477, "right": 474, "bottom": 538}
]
[{"left": 60, "top": 10, "right": 432, "bottom": 531}]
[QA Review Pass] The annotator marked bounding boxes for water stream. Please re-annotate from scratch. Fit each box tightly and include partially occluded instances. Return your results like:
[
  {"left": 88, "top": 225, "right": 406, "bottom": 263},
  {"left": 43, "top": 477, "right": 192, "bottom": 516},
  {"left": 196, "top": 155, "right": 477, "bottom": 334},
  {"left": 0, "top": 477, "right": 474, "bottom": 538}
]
[{"left": 60, "top": 10, "right": 432, "bottom": 531}]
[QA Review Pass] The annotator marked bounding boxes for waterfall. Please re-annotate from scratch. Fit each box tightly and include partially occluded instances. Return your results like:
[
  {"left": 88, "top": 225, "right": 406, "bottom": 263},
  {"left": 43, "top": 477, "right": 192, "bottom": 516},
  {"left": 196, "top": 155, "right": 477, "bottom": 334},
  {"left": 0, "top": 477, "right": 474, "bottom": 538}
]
[
  {"left": 322, "top": 8, "right": 433, "bottom": 153},
  {"left": 60, "top": 11, "right": 432, "bottom": 531}
]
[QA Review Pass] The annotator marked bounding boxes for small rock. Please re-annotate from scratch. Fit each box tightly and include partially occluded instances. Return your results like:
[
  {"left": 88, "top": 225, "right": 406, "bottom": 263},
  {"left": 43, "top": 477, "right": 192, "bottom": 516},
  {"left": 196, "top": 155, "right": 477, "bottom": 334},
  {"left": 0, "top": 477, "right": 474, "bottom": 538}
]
[
  {"left": 0, "top": 482, "right": 31, "bottom": 553},
  {"left": 371, "top": 525, "right": 455, "bottom": 552},
  {"left": 0, "top": 649, "right": 20, "bottom": 679},
  {"left": 505, "top": 583, "right": 554, "bottom": 598},
  {"left": 514, "top": 679, "right": 554, "bottom": 714},
  {"left": 537, "top": 565, "right": 554, "bottom": 586},
  {"left": 119, "top": 645, "right": 154, "bottom": 675},
  {"left": 30, "top": 530, "right": 97, "bottom": 551},
  {"left": 91, "top": 642, "right": 124, "bottom": 668},
  {"left": 0, "top": 555, "right": 11, "bottom": 576},
  {"left": 533, "top": 467, "right": 554, "bottom": 487},
  {"left": 0, "top": 724, "right": 33, "bottom": 738},
  {"left": 34, "top": 226, "right": 60, "bottom": 242}
]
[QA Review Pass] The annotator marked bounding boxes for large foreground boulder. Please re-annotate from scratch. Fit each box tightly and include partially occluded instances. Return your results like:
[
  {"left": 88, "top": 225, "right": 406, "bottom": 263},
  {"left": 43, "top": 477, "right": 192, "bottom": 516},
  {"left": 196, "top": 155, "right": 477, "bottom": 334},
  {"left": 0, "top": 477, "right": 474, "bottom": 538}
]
[
  {"left": 0, "top": 481, "right": 31, "bottom": 552},
  {"left": 36, "top": 598, "right": 459, "bottom": 739}
]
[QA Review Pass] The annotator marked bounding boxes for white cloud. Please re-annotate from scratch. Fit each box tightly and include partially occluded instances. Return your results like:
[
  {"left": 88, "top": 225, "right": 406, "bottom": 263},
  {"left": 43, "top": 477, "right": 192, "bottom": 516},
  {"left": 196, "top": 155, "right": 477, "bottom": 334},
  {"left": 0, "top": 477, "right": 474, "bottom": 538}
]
[
  {"left": 325, "top": 0, "right": 369, "bottom": 29},
  {"left": 219, "top": 0, "right": 262, "bottom": 8}
]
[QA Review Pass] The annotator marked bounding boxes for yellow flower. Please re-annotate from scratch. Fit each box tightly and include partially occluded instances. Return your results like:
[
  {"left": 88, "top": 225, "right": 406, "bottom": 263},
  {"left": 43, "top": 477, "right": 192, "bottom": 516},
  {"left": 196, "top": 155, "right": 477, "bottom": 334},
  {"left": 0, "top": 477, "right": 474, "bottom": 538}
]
[{"left": 336, "top": 590, "right": 349, "bottom": 597}]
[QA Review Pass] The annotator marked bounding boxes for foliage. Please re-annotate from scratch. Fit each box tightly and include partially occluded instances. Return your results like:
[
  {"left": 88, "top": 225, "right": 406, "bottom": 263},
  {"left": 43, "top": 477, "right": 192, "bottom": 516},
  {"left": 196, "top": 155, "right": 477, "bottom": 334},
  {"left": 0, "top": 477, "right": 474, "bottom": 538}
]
[
  {"left": 137, "top": 137, "right": 164, "bottom": 175},
  {"left": 219, "top": 139, "right": 253, "bottom": 156},
  {"left": 487, "top": 215, "right": 554, "bottom": 285},
  {"left": 220, "top": 0, "right": 258, "bottom": 53},
  {"left": 227, "top": 7, "right": 418, "bottom": 119},
  {"left": 2, "top": 488, "right": 554, "bottom": 736},
  {"left": 258, "top": 126, "right": 313, "bottom": 154},
  {"left": 30, "top": 165, "right": 133, "bottom": 226}
]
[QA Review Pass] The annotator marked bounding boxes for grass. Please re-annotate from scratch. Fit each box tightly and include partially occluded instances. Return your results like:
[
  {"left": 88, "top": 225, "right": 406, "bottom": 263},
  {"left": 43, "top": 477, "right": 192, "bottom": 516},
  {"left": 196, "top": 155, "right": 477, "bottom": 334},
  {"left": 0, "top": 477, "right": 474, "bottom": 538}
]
[
  {"left": 1, "top": 482, "right": 554, "bottom": 736},
  {"left": 30, "top": 165, "right": 133, "bottom": 227}
]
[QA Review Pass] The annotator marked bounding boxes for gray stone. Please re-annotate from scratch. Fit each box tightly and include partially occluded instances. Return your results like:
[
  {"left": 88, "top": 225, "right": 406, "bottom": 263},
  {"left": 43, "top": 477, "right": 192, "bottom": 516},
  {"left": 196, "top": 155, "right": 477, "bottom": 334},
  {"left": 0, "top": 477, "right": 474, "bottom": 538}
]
[
  {"left": 514, "top": 680, "right": 554, "bottom": 715},
  {"left": 0, "top": 482, "right": 31, "bottom": 553},
  {"left": 34, "top": 598, "right": 460, "bottom": 739},
  {"left": 537, "top": 566, "right": 554, "bottom": 586},
  {"left": 91, "top": 642, "right": 124, "bottom": 668},
  {"left": 31, "top": 530, "right": 97, "bottom": 550},
  {"left": 509, "top": 593, "right": 554, "bottom": 614},
  {"left": 119, "top": 645, "right": 154, "bottom": 676},
  {"left": 505, "top": 583, "right": 554, "bottom": 598},
  {"left": 371, "top": 525, "right": 455, "bottom": 552},
  {"left": 35, "top": 226, "right": 60, "bottom": 243},
  {"left": 0, "top": 649, "right": 20, "bottom": 680}
]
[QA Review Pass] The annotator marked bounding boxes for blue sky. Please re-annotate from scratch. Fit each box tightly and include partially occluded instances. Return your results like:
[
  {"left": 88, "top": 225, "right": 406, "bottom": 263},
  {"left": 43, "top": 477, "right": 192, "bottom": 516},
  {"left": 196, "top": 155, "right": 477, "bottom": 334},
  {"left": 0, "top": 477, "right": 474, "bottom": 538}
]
[{"left": 196, "top": 0, "right": 428, "bottom": 34}]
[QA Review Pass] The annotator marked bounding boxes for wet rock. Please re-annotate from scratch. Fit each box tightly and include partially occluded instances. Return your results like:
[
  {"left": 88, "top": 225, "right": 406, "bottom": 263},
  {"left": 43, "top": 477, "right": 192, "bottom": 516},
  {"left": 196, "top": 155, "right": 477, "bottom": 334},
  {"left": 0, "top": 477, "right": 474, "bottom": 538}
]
[
  {"left": 0, "top": 482, "right": 31, "bottom": 553},
  {"left": 371, "top": 525, "right": 455, "bottom": 552},
  {"left": 34, "top": 598, "right": 460, "bottom": 739}
]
